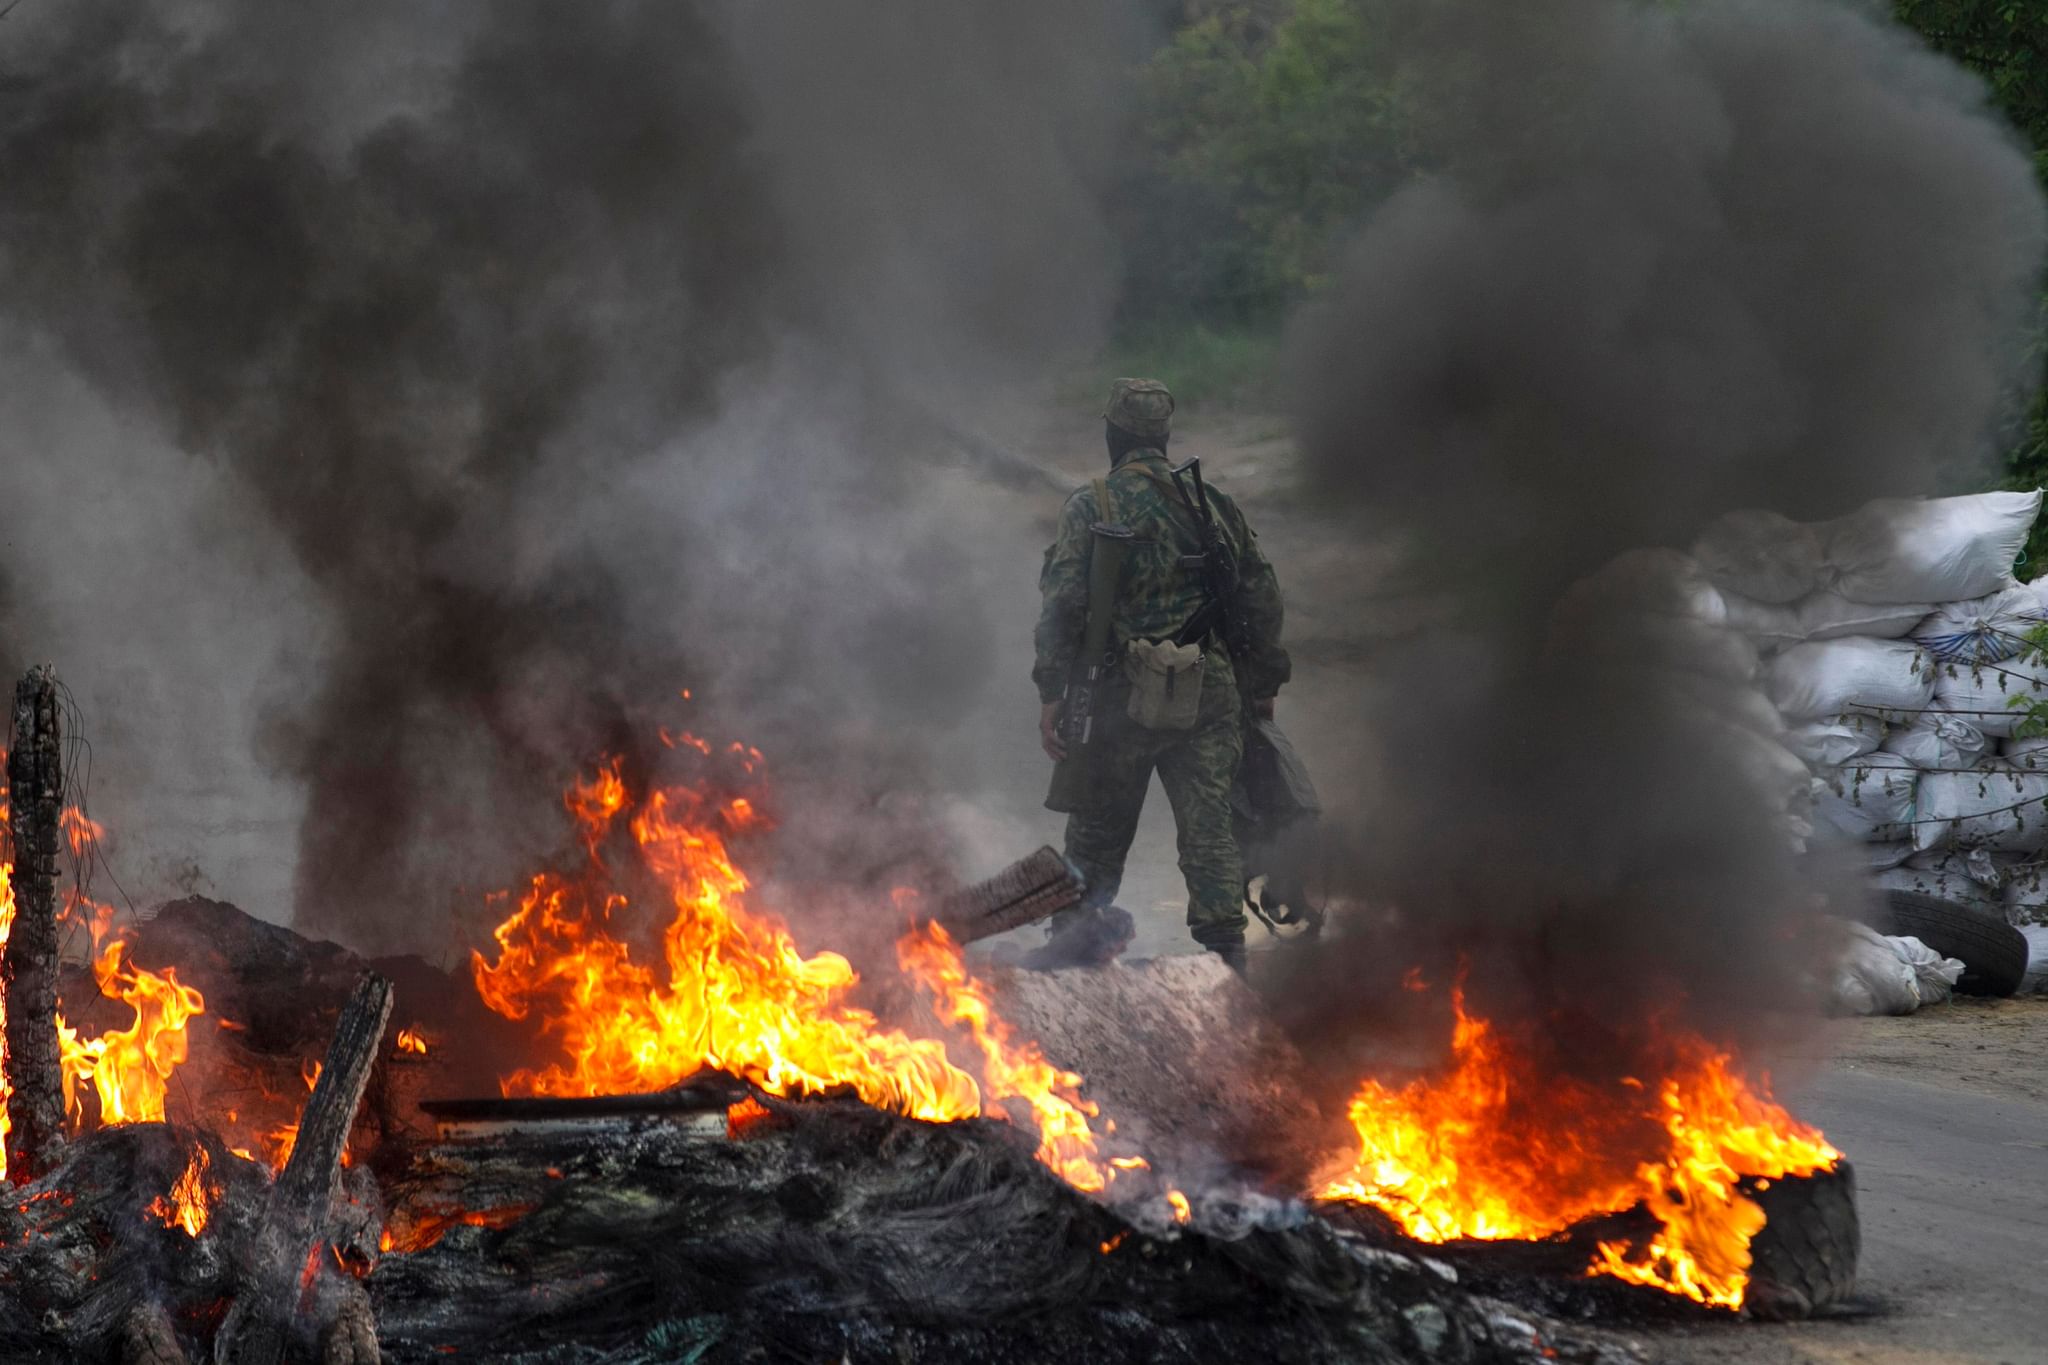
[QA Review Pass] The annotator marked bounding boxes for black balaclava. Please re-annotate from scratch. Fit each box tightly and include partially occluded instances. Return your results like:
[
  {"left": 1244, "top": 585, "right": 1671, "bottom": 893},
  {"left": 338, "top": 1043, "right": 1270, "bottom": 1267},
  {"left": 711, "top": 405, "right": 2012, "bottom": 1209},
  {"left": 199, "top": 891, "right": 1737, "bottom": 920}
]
[{"left": 1107, "top": 418, "right": 1164, "bottom": 469}]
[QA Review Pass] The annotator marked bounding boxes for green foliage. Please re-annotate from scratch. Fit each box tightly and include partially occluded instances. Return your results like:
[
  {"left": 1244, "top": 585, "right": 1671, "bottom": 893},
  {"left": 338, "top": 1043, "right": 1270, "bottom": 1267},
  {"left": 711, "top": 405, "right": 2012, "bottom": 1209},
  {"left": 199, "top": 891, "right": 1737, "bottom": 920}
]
[
  {"left": 1107, "top": 0, "right": 2048, "bottom": 442},
  {"left": 1091, "top": 321, "right": 1284, "bottom": 411},
  {"left": 2006, "top": 621, "right": 2048, "bottom": 739},
  {"left": 1892, "top": 0, "right": 2048, "bottom": 550},
  {"left": 1117, "top": 0, "right": 1406, "bottom": 329},
  {"left": 1893, "top": 0, "right": 2048, "bottom": 168},
  {"left": 626, "top": 1315, "right": 725, "bottom": 1365}
]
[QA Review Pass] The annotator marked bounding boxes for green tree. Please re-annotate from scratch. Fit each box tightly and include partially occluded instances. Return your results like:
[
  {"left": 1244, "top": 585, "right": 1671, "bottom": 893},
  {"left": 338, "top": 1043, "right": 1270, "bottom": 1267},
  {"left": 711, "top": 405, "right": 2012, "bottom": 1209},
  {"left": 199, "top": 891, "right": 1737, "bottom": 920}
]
[
  {"left": 1891, "top": 1, "right": 2048, "bottom": 528},
  {"left": 1119, "top": 0, "right": 1407, "bottom": 327}
]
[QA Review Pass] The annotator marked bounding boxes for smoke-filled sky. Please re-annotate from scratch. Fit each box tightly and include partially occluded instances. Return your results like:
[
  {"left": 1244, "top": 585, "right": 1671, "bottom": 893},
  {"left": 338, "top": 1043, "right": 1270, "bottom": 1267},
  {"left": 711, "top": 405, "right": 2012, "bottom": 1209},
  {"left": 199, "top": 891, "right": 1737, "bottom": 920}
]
[
  {"left": 0, "top": 1, "right": 1148, "bottom": 953},
  {"left": 1279, "top": 0, "right": 2045, "bottom": 1068},
  {"left": 0, "top": 0, "right": 2042, "bottom": 1013}
]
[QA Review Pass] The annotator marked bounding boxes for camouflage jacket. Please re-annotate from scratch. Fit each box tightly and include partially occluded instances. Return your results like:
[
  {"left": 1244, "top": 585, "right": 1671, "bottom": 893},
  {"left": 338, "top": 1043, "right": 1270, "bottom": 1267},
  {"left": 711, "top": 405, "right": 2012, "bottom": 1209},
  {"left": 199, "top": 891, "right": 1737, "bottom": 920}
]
[{"left": 1033, "top": 448, "right": 1290, "bottom": 705}]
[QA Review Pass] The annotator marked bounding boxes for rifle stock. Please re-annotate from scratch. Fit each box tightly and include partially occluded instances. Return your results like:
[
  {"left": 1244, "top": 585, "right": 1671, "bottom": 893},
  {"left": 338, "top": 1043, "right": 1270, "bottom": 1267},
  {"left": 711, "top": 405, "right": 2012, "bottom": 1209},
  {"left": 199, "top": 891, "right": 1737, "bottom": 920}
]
[
  {"left": 1045, "top": 521, "right": 1134, "bottom": 813},
  {"left": 1168, "top": 457, "right": 1257, "bottom": 710}
]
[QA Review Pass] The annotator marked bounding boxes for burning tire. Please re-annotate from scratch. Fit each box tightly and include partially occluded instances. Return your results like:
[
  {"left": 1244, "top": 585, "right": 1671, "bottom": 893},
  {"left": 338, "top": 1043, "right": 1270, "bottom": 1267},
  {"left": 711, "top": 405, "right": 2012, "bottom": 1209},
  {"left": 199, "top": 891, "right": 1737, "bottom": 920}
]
[
  {"left": 1870, "top": 891, "right": 2027, "bottom": 997},
  {"left": 1742, "top": 1163, "right": 1859, "bottom": 1321}
]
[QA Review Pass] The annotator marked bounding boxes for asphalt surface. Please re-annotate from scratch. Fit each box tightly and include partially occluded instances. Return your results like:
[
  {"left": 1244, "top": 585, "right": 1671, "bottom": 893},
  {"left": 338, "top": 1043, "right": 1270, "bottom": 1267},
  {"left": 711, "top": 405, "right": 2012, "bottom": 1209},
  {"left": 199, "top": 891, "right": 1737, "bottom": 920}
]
[{"left": 1647, "top": 1055, "right": 2048, "bottom": 1364}]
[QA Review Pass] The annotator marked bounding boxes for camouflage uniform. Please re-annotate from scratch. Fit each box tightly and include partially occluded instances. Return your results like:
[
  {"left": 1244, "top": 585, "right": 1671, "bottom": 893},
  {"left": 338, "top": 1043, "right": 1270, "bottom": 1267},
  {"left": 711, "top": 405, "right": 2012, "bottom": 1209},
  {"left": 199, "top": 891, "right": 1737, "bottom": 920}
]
[{"left": 1033, "top": 380, "right": 1290, "bottom": 952}]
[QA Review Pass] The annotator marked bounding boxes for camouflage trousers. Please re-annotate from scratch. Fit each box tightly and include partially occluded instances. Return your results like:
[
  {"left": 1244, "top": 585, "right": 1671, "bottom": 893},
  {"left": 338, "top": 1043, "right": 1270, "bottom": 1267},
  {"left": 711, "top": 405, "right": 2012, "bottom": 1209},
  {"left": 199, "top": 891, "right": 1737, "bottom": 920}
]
[{"left": 1058, "top": 663, "right": 1246, "bottom": 950}]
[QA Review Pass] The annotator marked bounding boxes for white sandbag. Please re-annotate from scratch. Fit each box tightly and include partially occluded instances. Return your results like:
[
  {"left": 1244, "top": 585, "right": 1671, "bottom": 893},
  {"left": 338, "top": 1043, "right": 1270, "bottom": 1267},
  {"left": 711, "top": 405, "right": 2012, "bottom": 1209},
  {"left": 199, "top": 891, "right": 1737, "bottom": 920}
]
[
  {"left": 1911, "top": 583, "right": 2048, "bottom": 665},
  {"left": 2020, "top": 924, "right": 2048, "bottom": 995},
  {"left": 1728, "top": 727, "right": 1818, "bottom": 818},
  {"left": 1764, "top": 637, "right": 1934, "bottom": 722},
  {"left": 1551, "top": 555, "right": 1756, "bottom": 684},
  {"left": 1813, "top": 752, "right": 1918, "bottom": 844},
  {"left": 1830, "top": 922, "right": 1930, "bottom": 1015},
  {"left": 1662, "top": 670, "right": 1790, "bottom": 743},
  {"left": 1693, "top": 509, "right": 1825, "bottom": 605},
  {"left": 1721, "top": 591, "right": 1932, "bottom": 650},
  {"left": 1861, "top": 840, "right": 1915, "bottom": 872},
  {"left": 2005, "top": 732, "right": 2048, "bottom": 763},
  {"left": 1892, "top": 933, "right": 1966, "bottom": 1007},
  {"left": 1566, "top": 615, "right": 1760, "bottom": 686},
  {"left": 1927, "top": 652, "right": 2048, "bottom": 739},
  {"left": 1875, "top": 847, "right": 2004, "bottom": 906},
  {"left": 1881, "top": 714, "right": 1990, "bottom": 771},
  {"left": 1999, "top": 856, "right": 2048, "bottom": 911},
  {"left": 1785, "top": 713, "right": 1885, "bottom": 766},
  {"left": 1572, "top": 548, "right": 1730, "bottom": 625},
  {"left": 1913, "top": 759, "right": 2048, "bottom": 853},
  {"left": 1824, "top": 490, "right": 2042, "bottom": 605}
]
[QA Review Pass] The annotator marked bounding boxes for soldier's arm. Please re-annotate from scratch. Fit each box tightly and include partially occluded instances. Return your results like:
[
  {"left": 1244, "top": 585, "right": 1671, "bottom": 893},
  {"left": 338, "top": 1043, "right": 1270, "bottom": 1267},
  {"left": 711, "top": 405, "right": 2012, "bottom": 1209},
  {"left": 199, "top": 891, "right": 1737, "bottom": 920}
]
[
  {"left": 1230, "top": 504, "right": 1291, "bottom": 700},
  {"left": 1032, "top": 489, "right": 1097, "bottom": 705}
]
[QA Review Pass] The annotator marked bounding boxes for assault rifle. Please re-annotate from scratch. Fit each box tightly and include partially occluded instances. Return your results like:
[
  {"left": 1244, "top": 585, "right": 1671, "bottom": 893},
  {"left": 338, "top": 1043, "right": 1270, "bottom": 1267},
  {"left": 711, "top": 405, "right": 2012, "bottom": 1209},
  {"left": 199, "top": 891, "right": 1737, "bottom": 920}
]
[
  {"left": 1167, "top": 457, "right": 1255, "bottom": 666},
  {"left": 1044, "top": 519, "right": 1136, "bottom": 814},
  {"left": 1167, "top": 457, "right": 1326, "bottom": 939}
]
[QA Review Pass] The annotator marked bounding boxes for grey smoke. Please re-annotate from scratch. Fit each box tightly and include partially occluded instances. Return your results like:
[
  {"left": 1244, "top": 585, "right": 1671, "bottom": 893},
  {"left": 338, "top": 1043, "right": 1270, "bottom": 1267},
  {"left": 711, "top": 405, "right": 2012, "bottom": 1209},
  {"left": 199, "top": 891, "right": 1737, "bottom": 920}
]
[
  {"left": 0, "top": 1, "right": 1146, "bottom": 953},
  {"left": 1276, "top": 0, "right": 2046, "bottom": 1071}
]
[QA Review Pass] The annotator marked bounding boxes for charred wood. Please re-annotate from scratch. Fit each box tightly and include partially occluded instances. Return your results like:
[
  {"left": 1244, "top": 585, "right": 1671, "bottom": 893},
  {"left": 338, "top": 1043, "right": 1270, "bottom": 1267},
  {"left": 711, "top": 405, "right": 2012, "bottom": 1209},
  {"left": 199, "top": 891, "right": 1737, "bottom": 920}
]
[
  {"left": 318, "top": 1284, "right": 379, "bottom": 1365},
  {"left": 213, "top": 971, "right": 393, "bottom": 1365},
  {"left": 119, "top": 1302, "right": 189, "bottom": 1365},
  {"left": 5, "top": 663, "right": 66, "bottom": 1181}
]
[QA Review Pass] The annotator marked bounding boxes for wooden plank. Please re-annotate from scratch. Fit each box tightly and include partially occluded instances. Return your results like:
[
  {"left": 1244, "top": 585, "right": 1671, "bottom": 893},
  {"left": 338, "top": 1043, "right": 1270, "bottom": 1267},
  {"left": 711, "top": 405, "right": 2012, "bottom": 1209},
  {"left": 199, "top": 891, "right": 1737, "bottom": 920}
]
[
  {"left": 213, "top": 971, "right": 393, "bottom": 1365},
  {"left": 4, "top": 665, "right": 66, "bottom": 1181},
  {"left": 929, "top": 846, "right": 1083, "bottom": 944}
]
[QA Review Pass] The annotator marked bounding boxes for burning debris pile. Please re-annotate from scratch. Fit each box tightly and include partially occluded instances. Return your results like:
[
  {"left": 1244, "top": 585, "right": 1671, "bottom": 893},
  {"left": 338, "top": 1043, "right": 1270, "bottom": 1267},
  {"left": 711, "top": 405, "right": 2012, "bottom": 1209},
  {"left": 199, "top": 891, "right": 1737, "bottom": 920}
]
[
  {"left": 0, "top": 679, "right": 1662, "bottom": 1358},
  {"left": 1312, "top": 981, "right": 1850, "bottom": 1316},
  {"left": 0, "top": 666, "right": 1845, "bottom": 1363}
]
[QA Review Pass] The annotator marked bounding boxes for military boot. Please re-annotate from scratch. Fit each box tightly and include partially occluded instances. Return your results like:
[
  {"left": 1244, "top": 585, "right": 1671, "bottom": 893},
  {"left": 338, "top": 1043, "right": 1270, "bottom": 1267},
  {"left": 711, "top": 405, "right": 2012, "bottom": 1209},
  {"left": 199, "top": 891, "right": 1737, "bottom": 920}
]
[
  {"left": 1207, "top": 942, "right": 1248, "bottom": 976},
  {"left": 1018, "top": 904, "right": 1135, "bottom": 971}
]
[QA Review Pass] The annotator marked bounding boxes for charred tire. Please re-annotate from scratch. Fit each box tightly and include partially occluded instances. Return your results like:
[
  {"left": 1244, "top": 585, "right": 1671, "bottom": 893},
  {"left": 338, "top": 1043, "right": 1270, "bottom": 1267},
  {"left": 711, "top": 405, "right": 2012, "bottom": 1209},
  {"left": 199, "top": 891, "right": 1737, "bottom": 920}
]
[
  {"left": 1743, "top": 1163, "right": 1859, "bottom": 1321},
  {"left": 1870, "top": 891, "right": 2027, "bottom": 997}
]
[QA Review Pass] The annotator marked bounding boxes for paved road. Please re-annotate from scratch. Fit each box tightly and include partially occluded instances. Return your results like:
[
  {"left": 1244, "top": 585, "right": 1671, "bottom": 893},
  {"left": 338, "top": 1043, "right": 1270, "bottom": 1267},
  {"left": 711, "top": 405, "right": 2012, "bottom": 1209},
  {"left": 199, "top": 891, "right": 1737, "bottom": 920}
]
[{"left": 1649, "top": 1066, "right": 2048, "bottom": 1364}]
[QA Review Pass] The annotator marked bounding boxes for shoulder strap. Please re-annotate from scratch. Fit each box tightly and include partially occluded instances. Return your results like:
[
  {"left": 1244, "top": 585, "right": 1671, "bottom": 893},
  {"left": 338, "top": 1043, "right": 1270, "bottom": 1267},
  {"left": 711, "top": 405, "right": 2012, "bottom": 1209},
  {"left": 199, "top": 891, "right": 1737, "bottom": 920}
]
[
  {"left": 1116, "top": 461, "right": 1210, "bottom": 547},
  {"left": 1092, "top": 476, "right": 1112, "bottom": 525}
]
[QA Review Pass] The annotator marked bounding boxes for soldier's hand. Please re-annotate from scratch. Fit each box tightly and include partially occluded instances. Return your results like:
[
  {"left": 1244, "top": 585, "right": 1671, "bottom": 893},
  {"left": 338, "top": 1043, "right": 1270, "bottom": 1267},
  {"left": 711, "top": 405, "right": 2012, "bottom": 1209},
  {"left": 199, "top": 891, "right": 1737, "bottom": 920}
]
[
  {"left": 1040, "top": 702, "right": 1067, "bottom": 761},
  {"left": 1254, "top": 695, "right": 1276, "bottom": 721}
]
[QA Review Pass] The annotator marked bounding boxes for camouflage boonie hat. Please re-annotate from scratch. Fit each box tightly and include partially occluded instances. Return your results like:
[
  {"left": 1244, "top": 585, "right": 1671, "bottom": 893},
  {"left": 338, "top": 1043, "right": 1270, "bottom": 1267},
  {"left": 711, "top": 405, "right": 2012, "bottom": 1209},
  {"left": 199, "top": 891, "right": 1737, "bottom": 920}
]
[{"left": 1104, "top": 378, "right": 1174, "bottom": 441}]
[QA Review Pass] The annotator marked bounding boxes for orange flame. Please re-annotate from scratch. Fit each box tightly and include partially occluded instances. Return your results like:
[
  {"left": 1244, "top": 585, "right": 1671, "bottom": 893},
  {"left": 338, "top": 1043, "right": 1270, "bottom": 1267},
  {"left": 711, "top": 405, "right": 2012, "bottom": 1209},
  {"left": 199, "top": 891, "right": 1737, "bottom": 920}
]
[
  {"left": 0, "top": 780, "right": 205, "bottom": 1178},
  {"left": 1317, "top": 982, "right": 1837, "bottom": 1309},
  {"left": 60, "top": 807, "right": 104, "bottom": 860},
  {"left": 265, "top": 1059, "right": 338, "bottom": 1173},
  {"left": 58, "top": 939, "right": 207, "bottom": 1128},
  {"left": 381, "top": 1202, "right": 537, "bottom": 1255},
  {"left": 148, "top": 1144, "right": 214, "bottom": 1237},
  {"left": 725, "top": 1095, "right": 772, "bottom": 1139},
  {"left": 395, "top": 1026, "right": 430, "bottom": 1056},
  {"left": 471, "top": 756, "right": 1124, "bottom": 1191},
  {"left": 895, "top": 922, "right": 1111, "bottom": 1191},
  {"left": 472, "top": 760, "right": 981, "bottom": 1120}
]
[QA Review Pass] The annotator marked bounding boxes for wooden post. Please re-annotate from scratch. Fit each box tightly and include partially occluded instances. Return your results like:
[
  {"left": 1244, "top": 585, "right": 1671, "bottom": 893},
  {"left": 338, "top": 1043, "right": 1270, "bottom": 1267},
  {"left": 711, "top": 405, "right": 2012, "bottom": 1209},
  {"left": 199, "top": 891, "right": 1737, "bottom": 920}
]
[
  {"left": 4, "top": 665, "right": 65, "bottom": 1182},
  {"left": 213, "top": 972, "right": 393, "bottom": 1365},
  {"left": 929, "top": 846, "right": 1084, "bottom": 945},
  {"left": 119, "top": 1302, "right": 189, "bottom": 1365}
]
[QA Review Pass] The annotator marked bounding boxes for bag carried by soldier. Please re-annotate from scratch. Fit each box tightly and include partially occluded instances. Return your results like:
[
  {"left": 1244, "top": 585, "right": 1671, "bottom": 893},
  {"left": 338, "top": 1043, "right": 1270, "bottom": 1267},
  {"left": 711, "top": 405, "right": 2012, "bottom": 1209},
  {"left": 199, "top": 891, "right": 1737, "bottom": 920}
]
[
  {"left": 1232, "top": 714, "right": 1326, "bottom": 937},
  {"left": 1122, "top": 638, "right": 1204, "bottom": 730}
]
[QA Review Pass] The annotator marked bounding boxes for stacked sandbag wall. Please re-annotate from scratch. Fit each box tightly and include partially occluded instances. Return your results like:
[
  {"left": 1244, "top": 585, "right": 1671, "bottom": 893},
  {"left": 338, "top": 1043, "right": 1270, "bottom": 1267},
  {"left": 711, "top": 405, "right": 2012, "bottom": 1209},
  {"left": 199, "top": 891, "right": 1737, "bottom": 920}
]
[{"left": 1688, "top": 491, "right": 2048, "bottom": 920}]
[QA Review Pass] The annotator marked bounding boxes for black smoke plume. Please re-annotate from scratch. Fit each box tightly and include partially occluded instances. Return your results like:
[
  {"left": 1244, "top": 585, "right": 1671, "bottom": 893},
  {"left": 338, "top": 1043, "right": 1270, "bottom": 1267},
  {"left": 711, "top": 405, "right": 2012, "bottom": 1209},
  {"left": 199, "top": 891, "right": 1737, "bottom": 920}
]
[
  {"left": 0, "top": 1, "right": 1143, "bottom": 952},
  {"left": 1278, "top": 0, "right": 2046, "bottom": 1072}
]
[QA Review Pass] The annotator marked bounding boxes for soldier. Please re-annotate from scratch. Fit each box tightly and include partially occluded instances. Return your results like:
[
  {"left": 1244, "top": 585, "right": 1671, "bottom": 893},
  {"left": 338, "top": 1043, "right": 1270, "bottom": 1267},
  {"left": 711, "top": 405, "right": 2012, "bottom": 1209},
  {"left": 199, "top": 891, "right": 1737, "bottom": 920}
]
[{"left": 1031, "top": 378, "right": 1290, "bottom": 972}]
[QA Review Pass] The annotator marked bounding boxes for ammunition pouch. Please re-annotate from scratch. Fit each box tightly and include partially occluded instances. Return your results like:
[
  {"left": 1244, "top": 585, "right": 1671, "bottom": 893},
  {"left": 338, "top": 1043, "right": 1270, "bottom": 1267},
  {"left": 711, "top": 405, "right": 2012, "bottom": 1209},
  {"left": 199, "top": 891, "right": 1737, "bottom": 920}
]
[{"left": 1122, "top": 638, "right": 1204, "bottom": 731}]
